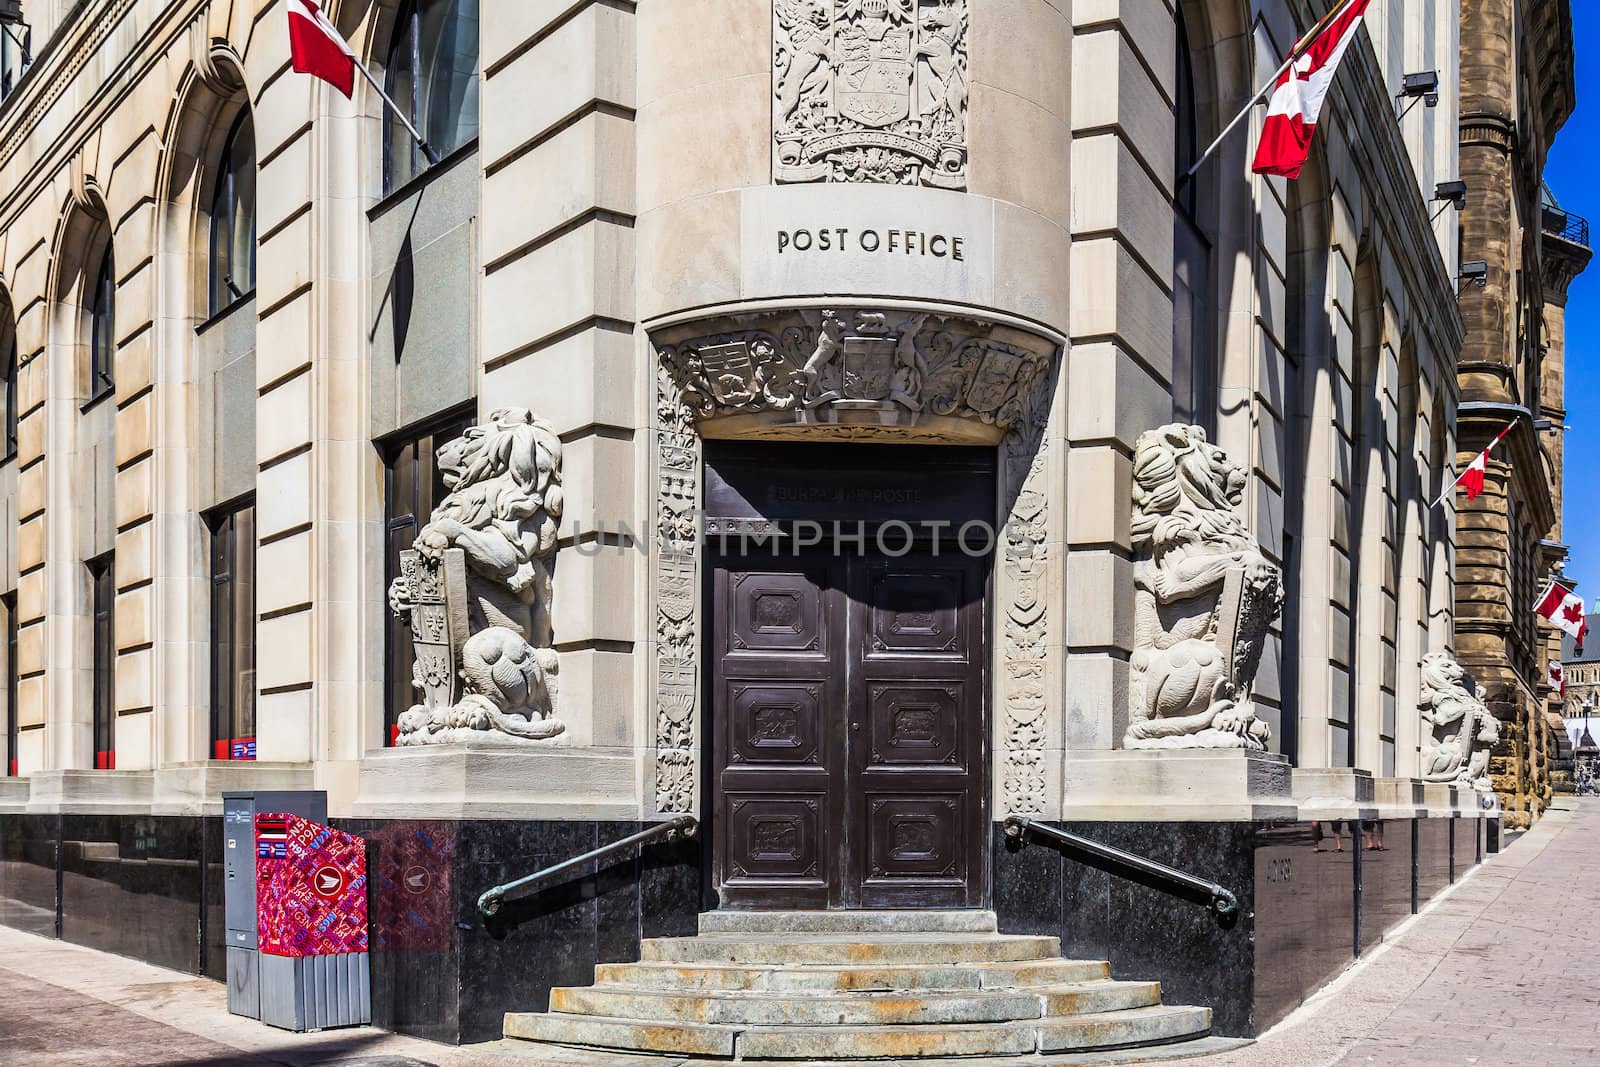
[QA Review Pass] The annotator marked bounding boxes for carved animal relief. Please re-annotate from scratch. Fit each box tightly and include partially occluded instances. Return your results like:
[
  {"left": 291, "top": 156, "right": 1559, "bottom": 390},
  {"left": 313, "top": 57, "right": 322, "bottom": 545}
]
[
  {"left": 388, "top": 409, "right": 567, "bottom": 745},
  {"left": 1419, "top": 652, "right": 1499, "bottom": 792},
  {"left": 659, "top": 308, "right": 1048, "bottom": 442},
  {"left": 1125, "top": 425, "right": 1284, "bottom": 751},
  {"left": 774, "top": 0, "right": 968, "bottom": 188}
]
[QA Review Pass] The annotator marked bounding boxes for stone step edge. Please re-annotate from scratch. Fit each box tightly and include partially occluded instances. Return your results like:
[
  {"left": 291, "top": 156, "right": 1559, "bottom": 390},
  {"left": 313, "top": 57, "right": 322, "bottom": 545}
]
[
  {"left": 563, "top": 977, "right": 1155, "bottom": 1003},
  {"left": 698, "top": 909, "right": 999, "bottom": 934},
  {"left": 504, "top": 1005, "right": 1213, "bottom": 1058}
]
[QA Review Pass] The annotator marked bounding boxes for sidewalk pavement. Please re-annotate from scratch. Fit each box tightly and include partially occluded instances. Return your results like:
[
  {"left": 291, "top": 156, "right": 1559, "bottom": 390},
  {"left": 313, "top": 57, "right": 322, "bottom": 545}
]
[
  {"left": 3, "top": 800, "right": 1598, "bottom": 1065},
  {"left": 1163, "top": 796, "right": 1600, "bottom": 1067}
]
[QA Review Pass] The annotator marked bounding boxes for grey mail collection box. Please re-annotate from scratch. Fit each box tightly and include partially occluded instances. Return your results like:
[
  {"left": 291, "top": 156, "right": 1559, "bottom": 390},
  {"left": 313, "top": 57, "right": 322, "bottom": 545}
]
[{"left": 221, "top": 790, "right": 327, "bottom": 1021}]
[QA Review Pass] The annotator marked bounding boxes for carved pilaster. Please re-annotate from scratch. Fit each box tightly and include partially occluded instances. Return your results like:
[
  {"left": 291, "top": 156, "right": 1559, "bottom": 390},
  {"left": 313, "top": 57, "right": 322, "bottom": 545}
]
[
  {"left": 996, "top": 371, "right": 1053, "bottom": 817},
  {"left": 652, "top": 363, "right": 702, "bottom": 814}
]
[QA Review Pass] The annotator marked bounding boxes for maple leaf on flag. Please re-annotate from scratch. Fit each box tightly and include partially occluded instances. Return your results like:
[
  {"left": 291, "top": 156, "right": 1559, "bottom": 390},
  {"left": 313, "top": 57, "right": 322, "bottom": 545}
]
[{"left": 1565, "top": 602, "right": 1585, "bottom": 625}]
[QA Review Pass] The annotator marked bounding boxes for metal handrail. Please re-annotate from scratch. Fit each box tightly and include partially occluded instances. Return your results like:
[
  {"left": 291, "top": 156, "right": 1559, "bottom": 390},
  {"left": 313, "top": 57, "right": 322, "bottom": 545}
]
[
  {"left": 477, "top": 815, "right": 698, "bottom": 918},
  {"left": 1003, "top": 816, "right": 1238, "bottom": 918}
]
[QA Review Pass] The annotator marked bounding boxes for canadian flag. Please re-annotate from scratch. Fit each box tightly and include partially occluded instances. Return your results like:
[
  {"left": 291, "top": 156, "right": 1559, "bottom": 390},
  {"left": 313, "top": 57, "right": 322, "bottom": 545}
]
[
  {"left": 1434, "top": 424, "right": 1512, "bottom": 506},
  {"left": 1550, "top": 660, "right": 1566, "bottom": 697},
  {"left": 1253, "top": 0, "right": 1374, "bottom": 178},
  {"left": 1535, "top": 582, "right": 1588, "bottom": 648},
  {"left": 287, "top": 0, "right": 357, "bottom": 99}
]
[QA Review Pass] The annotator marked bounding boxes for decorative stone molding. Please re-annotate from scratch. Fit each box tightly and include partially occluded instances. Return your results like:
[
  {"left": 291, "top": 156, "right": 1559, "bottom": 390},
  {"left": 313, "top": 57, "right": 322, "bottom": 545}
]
[
  {"left": 657, "top": 307, "right": 1050, "bottom": 444},
  {"left": 1420, "top": 652, "right": 1501, "bottom": 791},
  {"left": 650, "top": 305, "right": 1060, "bottom": 815},
  {"left": 1125, "top": 425, "right": 1284, "bottom": 750},
  {"left": 997, "top": 369, "right": 1053, "bottom": 815},
  {"left": 652, "top": 363, "right": 701, "bottom": 813},
  {"left": 773, "top": 0, "right": 968, "bottom": 188},
  {"left": 388, "top": 409, "right": 566, "bottom": 746}
]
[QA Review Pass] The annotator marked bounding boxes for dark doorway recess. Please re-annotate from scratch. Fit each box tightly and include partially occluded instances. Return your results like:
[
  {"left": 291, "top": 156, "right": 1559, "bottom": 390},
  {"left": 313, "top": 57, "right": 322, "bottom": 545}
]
[{"left": 704, "top": 442, "right": 994, "bottom": 910}]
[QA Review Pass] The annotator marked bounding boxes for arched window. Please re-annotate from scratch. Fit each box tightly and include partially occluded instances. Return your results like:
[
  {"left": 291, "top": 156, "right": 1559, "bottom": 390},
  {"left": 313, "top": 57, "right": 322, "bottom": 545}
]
[
  {"left": 209, "top": 111, "right": 257, "bottom": 316},
  {"left": 384, "top": 0, "right": 480, "bottom": 193},
  {"left": 1172, "top": 7, "right": 1216, "bottom": 434},
  {"left": 89, "top": 242, "right": 114, "bottom": 400}
]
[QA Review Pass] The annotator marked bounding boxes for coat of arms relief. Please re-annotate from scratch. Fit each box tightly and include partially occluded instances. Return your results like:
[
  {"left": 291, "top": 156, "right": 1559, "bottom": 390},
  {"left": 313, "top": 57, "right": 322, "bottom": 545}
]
[
  {"left": 659, "top": 309, "right": 1048, "bottom": 441},
  {"left": 774, "top": 0, "right": 969, "bottom": 187}
]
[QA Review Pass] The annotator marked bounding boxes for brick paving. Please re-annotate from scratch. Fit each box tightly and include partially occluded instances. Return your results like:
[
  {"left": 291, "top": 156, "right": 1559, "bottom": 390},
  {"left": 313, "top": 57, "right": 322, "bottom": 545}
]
[{"left": 1, "top": 801, "right": 1597, "bottom": 1065}]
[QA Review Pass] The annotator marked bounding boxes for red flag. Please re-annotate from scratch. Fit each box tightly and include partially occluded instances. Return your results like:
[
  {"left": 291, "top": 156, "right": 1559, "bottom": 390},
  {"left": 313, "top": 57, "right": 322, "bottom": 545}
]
[
  {"left": 1253, "top": 0, "right": 1373, "bottom": 178},
  {"left": 1535, "top": 582, "right": 1587, "bottom": 648},
  {"left": 287, "top": 0, "right": 356, "bottom": 99},
  {"left": 1550, "top": 660, "right": 1566, "bottom": 697}
]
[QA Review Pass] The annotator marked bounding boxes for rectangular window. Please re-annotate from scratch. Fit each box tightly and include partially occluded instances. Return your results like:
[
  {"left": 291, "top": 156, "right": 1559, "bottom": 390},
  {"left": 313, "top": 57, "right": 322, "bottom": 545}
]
[
  {"left": 88, "top": 554, "right": 114, "bottom": 769},
  {"left": 382, "top": 411, "right": 471, "bottom": 745},
  {"left": 3, "top": 592, "right": 15, "bottom": 776},
  {"left": 209, "top": 501, "right": 256, "bottom": 760}
]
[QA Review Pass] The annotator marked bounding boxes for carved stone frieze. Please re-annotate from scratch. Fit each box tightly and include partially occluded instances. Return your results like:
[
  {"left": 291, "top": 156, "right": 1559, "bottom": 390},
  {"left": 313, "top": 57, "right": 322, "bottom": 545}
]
[
  {"left": 387, "top": 409, "right": 566, "bottom": 746},
  {"left": 774, "top": 0, "right": 969, "bottom": 188},
  {"left": 658, "top": 308, "right": 1049, "bottom": 444},
  {"left": 1420, "top": 652, "right": 1501, "bottom": 792},
  {"left": 1125, "top": 424, "right": 1284, "bottom": 751}
]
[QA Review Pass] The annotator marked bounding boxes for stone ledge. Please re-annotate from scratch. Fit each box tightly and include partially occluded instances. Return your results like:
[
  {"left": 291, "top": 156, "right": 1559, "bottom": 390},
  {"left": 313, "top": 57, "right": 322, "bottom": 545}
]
[
  {"left": 1374, "top": 776, "right": 1428, "bottom": 819},
  {"left": 0, "top": 776, "right": 28, "bottom": 813},
  {"left": 350, "top": 743, "right": 641, "bottom": 820},
  {"left": 151, "top": 761, "right": 316, "bottom": 816},
  {"left": 1063, "top": 750, "right": 1297, "bottom": 822},
  {"left": 25, "top": 770, "right": 155, "bottom": 814},
  {"left": 1293, "top": 767, "right": 1378, "bottom": 822}
]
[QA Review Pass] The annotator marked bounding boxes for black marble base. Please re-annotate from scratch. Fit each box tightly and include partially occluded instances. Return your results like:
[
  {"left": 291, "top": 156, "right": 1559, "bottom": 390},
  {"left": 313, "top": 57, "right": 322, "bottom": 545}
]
[
  {"left": 993, "top": 815, "right": 1472, "bottom": 1038},
  {"left": 1, "top": 812, "right": 703, "bottom": 1046},
  {"left": 337, "top": 817, "right": 703, "bottom": 1044}
]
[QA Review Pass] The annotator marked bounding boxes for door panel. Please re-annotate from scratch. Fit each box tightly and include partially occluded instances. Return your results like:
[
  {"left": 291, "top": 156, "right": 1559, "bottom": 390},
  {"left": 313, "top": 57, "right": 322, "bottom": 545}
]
[
  {"left": 713, "top": 554, "right": 844, "bottom": 909},
  {"left": 849, "top": 552, "right": 986, "bottom": 908},
  {"left": 711, "top": 545, "right": 989, "bottom": 910}
]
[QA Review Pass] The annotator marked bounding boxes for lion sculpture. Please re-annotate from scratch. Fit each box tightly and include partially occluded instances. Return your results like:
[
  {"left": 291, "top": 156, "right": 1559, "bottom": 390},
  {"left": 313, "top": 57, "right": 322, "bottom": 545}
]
[
  {"left": 1125, "top": 424, "right": 1283, "bottom": 750},
  {"left": 1419, "top": 652, "right": 1499, "bottom": 791},
  {"left": 388, "top": 408, "right": 566, "bottom": 744}
]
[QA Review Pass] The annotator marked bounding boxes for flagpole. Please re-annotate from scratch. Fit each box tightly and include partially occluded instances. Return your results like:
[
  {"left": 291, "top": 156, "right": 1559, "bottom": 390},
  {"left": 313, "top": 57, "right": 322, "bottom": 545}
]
[
  {"left": 352, "top": 60, "right": 439, "bottom": 165},
  {"left": 1430, "top": 422, "right": 1513, "bottom": 508},
  {"left": 1183, "top": 0, "right": 1358, "bottom": 180}
]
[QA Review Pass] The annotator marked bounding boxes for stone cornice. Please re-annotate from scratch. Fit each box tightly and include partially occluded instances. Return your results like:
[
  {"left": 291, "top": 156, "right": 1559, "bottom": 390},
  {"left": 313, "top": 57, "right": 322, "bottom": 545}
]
[{"left": 0, "top": 0, "right": 211, "bottom": 229}]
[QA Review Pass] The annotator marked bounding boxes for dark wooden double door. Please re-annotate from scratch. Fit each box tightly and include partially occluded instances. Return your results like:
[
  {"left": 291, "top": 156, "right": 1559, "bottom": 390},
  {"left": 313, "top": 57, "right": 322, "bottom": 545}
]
[{"left": 711, "top": 547, "right": 989, "bottom": 909}]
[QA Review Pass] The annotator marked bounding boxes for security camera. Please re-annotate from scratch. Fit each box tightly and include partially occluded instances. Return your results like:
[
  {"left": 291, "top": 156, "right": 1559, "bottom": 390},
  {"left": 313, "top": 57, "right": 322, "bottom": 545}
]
[
  {"left": 1401, "top": 71, "right": 1440, "bottom": 107},
  {"left": 1460, "top": 260, "right": 1489, "bottom": 286},
  {"left": 1434, "top": 181, "right": 1467, "bottom": 210}
]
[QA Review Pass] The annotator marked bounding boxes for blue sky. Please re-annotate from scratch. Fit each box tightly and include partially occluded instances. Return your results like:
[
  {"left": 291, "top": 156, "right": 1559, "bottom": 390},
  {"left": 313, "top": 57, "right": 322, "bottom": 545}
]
[{"left": 1542, "top": 4, "right": 1600, "bottom": 597}]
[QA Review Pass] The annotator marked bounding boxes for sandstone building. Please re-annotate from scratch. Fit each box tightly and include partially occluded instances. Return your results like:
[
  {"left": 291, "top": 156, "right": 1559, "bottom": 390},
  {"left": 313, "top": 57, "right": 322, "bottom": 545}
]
[
  {"left": 0, "top": 0, "right": 1566, "bottom": 1052},
  {"left": 1453, "top": 0, "right": 1585, "bottom": 829}
]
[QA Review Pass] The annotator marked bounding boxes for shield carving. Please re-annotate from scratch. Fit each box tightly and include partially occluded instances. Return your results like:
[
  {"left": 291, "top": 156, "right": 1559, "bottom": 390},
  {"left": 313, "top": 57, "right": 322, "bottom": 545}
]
[
  {"left": 841, "top": 336, "right": 897, "bottom": 400},
  {"left": 836, "top": 26, "right": 914, "bottom": 127},
  {"left": 699, "top": 341, "right": 759, "bottom": 406},
  {"left": 964, "top": 346, "right": 1028, "bottom": 413}
]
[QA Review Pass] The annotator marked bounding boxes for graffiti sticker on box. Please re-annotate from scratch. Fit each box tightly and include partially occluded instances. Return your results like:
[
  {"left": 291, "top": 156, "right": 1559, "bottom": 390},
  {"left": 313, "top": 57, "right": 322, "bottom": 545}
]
[{"left": 255, "top": 812, "right": 368, "bottom": 957}]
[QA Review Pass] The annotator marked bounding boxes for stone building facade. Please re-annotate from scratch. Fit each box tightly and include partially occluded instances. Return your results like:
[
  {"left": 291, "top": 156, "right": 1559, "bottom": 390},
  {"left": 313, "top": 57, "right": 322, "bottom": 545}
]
[
  {"left": 0, "top": 0, "right": 1548, "bottom": 1049},
  {"left": 1453, "top": 0, "right": 1583, "bottom": 830}
]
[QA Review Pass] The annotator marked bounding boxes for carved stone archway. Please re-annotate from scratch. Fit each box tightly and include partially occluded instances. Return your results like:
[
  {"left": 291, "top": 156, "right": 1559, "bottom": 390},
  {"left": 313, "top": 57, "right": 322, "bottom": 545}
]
[{"left": 648, "top": 304, "right": 1060, "bottom": 817}]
